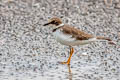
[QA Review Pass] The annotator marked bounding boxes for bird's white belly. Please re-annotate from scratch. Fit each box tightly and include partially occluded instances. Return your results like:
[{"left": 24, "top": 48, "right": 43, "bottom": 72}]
[{"left": 53, "top": 30, "right": 97, "bottom": 46}]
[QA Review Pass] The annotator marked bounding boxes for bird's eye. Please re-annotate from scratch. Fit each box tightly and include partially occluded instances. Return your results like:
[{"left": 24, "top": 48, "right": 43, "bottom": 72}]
[{"left": 51, "top": 21, "right": 56, "bottom": 24}]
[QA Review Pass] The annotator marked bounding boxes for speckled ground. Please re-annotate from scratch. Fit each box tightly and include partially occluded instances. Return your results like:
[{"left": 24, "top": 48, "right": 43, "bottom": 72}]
[{"left": 0, "top": 0, "right": 120, "bottom": 80}]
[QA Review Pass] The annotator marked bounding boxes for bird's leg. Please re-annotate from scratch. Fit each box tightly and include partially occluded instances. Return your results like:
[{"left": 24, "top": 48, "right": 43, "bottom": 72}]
[{"left": 60, "top": 47, "right": 74, "bottom": 65}]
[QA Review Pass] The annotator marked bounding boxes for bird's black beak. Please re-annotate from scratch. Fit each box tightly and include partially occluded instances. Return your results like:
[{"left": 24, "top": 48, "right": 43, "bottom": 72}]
[{"left": 43, "top": 22, "right": 51, "bottom": 26}]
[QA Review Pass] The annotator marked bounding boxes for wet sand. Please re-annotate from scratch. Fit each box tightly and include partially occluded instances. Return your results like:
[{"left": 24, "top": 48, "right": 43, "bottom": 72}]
[{"left": 0, "top": 0, "right": 120, "bottom": 80}]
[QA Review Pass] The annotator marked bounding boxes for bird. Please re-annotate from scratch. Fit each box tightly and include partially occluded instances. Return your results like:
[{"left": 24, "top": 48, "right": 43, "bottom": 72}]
[{"left": 43, "top": 17, "right": 115, "bottom": 65}]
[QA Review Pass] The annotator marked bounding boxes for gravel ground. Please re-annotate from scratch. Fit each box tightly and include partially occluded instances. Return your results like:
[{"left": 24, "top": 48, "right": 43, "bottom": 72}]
[{"left": 0, "top": 0, "right": 120, "bottom": 80}]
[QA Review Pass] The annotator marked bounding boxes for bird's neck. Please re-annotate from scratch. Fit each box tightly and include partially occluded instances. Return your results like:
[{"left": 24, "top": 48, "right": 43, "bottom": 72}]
[{"left": 56, "top": 23, "right": 64, "bottom": 28}]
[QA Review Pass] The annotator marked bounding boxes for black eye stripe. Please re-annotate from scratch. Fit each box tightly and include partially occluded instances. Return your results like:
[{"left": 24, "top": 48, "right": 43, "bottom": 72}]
[
  {"left": 50, "top": 21, "right": 59, "bottom": 25},
  {"left": 51, "top": 21, "right": 55, "bottom": 23},
  {"left": 51, "top": 21, "right": 57, "bottom": 24}
]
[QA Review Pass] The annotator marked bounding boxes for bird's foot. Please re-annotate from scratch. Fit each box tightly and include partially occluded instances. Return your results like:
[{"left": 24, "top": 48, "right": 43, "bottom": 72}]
[{"left": 59, "top": 61, "right": 70, "bottom": 65}]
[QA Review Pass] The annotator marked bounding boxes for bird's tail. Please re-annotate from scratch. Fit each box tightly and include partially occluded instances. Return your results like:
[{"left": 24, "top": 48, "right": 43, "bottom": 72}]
[
  {"left": 97, "top": 36, "right": 112, "bottom": 41},
  {"left": 96, "top": 36, "right": 116, "bottom": 45}
]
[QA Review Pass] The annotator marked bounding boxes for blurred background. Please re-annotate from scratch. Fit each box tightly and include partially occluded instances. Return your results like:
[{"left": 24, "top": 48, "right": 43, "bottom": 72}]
[{"left": 0, "top": 0, "right": 120, "bottom": 80}]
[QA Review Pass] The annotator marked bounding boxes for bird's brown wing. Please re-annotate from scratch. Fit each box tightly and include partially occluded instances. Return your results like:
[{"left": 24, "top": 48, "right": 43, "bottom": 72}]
[{"left": 61, "top": 25, "right": 94, "bottom": 40}]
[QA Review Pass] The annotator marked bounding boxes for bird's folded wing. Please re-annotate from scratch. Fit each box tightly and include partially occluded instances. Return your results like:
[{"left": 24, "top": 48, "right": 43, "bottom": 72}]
[{"left": 61, "top": 25, "right": 94, "bottom": 41}]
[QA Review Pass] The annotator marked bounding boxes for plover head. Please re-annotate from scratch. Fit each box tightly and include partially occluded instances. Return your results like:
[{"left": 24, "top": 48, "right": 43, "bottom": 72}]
[{"left": 43, "top": 17, "right": 62, "bottom": 27}]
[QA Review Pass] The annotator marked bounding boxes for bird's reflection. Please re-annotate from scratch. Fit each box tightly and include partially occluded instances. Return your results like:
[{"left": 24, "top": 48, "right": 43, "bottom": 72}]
[{"left": 67, "top": 65, "right": 72, "bottom": 80}]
